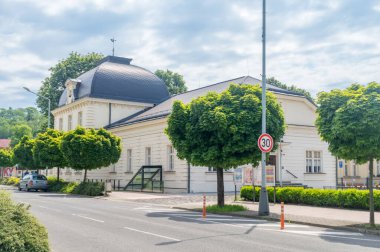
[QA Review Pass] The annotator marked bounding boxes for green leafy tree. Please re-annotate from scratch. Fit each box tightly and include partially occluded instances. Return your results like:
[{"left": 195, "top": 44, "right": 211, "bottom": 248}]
[
  {"left": 33, "top": 129, "right": 67, "bottom": 181},
  {"left": 60, "top": 127, "right": 122, "bottom": 181},
  {"left": 0, "top": 149, "right": 14, "bottom": 178},
  {"left": 166, "top": 84, "right": 285, "bottom": 206},
  {"left": 316, "top": 82, "right": 380, "bottom": 227},
  {"left": 267, "top": 77, "right": 313, "bottom": 101},
  {"left": 13, "top": 136, "right": 42, "bottom": 171},
  {"left": 0, "top": 107, "right": 46, "bottom": 139},
  {"left": 10, "top": 124, "right": 33, "bottom": 148},
  {"left": 37, "top": 52, "right": 104, "bottom": 125},
  {"left": 155, "top": 69, "right": 187, "bottom": 95}
]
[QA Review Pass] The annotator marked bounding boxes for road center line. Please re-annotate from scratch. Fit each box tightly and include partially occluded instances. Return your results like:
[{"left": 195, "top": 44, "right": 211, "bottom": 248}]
[
  {"left": 38, "top": 205, "right": 62, "bottom": 212},
  {"left": 72, "top": 214, "right": 105, "bottom": 223},
  {"left": 123, "top": 227, "right": 180, "bottom": 241}
]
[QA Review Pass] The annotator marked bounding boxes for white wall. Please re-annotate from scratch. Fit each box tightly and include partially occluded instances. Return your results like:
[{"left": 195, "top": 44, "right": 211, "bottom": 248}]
[{"left": 280, "top": 125, "right": 336, "bottom": 188}]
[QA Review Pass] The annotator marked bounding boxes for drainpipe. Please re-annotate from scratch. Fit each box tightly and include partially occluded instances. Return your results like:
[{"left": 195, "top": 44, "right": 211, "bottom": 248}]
[
  {"left": 187, "top": 162, "right": 191, "bottom": 193},
  {"left": 108, "top": 103, "right": 112, "bottom": 125}
]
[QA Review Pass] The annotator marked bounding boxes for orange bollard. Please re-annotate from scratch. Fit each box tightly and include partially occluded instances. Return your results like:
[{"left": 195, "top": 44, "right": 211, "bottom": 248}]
[
  {"left": 202, "top": 194, "right": 206, "bottom": 218},
  {"left": 280, "top": 202, "right": 285, "bottom": 230}
]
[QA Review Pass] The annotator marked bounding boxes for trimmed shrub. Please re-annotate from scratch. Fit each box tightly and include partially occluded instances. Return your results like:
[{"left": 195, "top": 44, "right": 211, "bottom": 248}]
[
  {"left": 0, "top": 177, "right": 20, "bottom": 186},
  {"left": 0, "top": 177, "right": 9, "bottom": 185},
  {"left": 0, "top": 191, "right": 50, "bottom": 252},
  {"left": 6, "top": 177, "right": 20, "bottom": 186},
  {"left": 240, "top": 186, "right": 380, "bottom": 210},
  {"left": 47, "top": 176, "right": 103, "bottom": 196},
  {"left": 72, "top": 182, "right": 104, "bottom": 196}
]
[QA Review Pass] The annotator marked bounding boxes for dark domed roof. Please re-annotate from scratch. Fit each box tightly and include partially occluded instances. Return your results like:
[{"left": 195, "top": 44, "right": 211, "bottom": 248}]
[{"left": 58, "top": 56, "right": 170, "bottom": 107}]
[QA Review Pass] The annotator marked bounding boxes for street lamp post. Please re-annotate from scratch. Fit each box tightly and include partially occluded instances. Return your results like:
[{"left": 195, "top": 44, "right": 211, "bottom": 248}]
[
  {"left": 258, "top": 0, "right": 269, "bottom": 216},
  {"left": 23, "top": 87, "right": 51, "bottom": 129},
  {"left": 23, "top": 87, "right": 51, "bottom": 176}
]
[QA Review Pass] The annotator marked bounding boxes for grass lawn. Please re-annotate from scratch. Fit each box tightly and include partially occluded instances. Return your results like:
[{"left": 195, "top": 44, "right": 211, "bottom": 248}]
[{"left": 206, "top": 204, "right": 248, "bottom": 213}]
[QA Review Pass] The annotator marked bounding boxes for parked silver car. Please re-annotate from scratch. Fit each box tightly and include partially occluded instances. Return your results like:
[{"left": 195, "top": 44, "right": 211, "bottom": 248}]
[{"left": 18, "top": 174, "right": 48, "bottom": 192}]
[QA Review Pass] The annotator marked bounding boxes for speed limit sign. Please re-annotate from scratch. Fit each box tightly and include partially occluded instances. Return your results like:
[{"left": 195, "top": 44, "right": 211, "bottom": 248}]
[{"left": 258, "top": 133, "right": 273, "bottom": 153}]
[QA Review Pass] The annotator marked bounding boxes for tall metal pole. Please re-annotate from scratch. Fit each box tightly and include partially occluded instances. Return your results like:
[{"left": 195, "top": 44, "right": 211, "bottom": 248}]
[
  {"left": 47, "top": 99, "right": 51, "bottom": 129},
  {"left": 110, "top": 37, "right": 116, "bottom": 56},
  {"left": 258, "top": 0, "right": 270, "bottom": 216}
]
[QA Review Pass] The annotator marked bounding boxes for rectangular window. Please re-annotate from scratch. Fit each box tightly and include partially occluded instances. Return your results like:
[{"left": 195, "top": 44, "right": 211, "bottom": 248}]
[
  {"left": 78, "top": 111, "right": 83, "bottom": 126},
  {"left": 110, "top": 164, "right": 116, "bottom": 172},
  {"left": 127, "top": 149, "right": 132, "bottom": 172},
  {"left": 344, "top": 161, "right": 348, "bottom": 176},
  {"left": 305, "top": 151, "right": 322, "bottom": 173},
  {"left": 68, "top": 115, "right": 72, "bottom": 130},
  {"left": 377, "top": 160, "right": 380, "bottom": 176},
  {"left": 145, "top": 147, "right": 151, "bottom": 165},
  {"left": 59, "top": 118, "right": 63, "bottom": 131},
  {"left": 208, "top": 167, "right": 217, "bottom": 172},
  {"left": 167, "top": 145, "right": 174, "bottom": 171},
  {"left": 352, "top": 162, "right": 357, "bottom": 176}
]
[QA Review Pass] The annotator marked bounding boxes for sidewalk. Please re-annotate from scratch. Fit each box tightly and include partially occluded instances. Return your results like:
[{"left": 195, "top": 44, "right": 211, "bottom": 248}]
[{"left": 104, "top": 191, "right": 380, "bottom": 235}]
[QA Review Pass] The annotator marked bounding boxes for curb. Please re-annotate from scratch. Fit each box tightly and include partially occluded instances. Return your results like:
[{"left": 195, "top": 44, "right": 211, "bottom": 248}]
[{"left": 172, "top": 206, "right": 380, "bottom": 236}]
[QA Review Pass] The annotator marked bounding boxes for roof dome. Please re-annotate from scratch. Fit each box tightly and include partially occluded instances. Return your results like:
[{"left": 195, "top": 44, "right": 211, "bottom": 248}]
[{"left": 58, "top": 56, "right": 170, "bottom": 106}]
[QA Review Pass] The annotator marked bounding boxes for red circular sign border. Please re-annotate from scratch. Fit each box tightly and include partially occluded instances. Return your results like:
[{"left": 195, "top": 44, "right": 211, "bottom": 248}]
[{"left": 258, "top": 133, "right": 274, "bottom": 153}]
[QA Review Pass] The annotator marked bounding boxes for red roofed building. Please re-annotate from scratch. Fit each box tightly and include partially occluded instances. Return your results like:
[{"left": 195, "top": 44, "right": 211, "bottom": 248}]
[{"left": 0, "top": 139, "right": 11, "bottom": 149}]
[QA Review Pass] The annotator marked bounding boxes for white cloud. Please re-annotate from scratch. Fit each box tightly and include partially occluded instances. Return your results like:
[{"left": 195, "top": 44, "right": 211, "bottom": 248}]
[
  {"left": 374, "top": 2, "right": 380, "bottom": 12},
  {"left": 0, "top": 0, "right": 379, "bottom": 108}
]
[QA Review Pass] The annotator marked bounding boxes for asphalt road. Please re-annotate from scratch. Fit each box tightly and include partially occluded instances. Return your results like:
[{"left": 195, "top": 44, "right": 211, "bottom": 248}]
[{"left": 6, "top": 188, "right": 380, "bottom": 252}]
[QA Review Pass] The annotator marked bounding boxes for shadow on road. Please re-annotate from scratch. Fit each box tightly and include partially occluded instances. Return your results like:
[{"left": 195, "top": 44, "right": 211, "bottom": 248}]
[{"left": 319, "top": 228, "right": 380, "bottom": 249}]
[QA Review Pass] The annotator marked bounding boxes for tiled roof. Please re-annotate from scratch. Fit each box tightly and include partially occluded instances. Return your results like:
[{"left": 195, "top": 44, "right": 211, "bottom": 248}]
[
  {"left": 58, "top": 56, "right": 170, "bottom": 106},
  {"left": 106, "top": 76, "right": 308, "bottom": 129},
  {"left": 0, "top": 139, "right": 11, "bottom": 149}
]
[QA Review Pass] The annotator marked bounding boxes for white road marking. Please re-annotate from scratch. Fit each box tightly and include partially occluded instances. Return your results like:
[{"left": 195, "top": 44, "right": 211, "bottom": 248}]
[
  {"left": 260, "top": 228, "right": 380, "bottom": 242},
  {"left": 134, "top": 207, "right": 180, "bottom": 212},
  {"left": 123, "top": 227, "right": 180, "bottom": 241},
  {"left": 72, "top": 214, "right": 104, "bottom": 223},
  {"left": 38, "top": 205, "right": 62, "bottom": 212}
]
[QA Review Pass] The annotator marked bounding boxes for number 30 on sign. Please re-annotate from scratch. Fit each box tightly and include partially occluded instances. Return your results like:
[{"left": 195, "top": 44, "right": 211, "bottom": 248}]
[{"left": 258, "top": 133, "right": 273, "bottom": 153}]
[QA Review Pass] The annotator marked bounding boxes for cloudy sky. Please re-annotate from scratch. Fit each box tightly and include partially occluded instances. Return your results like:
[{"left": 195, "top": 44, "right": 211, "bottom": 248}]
[{"left": 1, "top": 0, "right": 380, "bottom": 109}]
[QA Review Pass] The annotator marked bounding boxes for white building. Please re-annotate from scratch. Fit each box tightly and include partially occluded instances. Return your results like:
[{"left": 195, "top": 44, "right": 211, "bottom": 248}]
[{"left": 52, "top": 56, "right": 337, "bottom": 193}]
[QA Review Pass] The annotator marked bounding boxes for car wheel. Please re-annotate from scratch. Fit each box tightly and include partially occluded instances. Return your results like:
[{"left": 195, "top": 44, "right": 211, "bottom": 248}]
[
  {"left": 43, "top": 189, "right": 48, "bottom": 192},
  {"left": 18, "top": 187, "right": 21, "bottom": 191}
]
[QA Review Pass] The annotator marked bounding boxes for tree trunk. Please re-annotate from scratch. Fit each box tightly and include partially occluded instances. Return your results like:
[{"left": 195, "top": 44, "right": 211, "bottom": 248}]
[
  {"left": 57, "top": 167, "right": 60, "bottom": 181},
  {"left": 369, "top": 159, "right": 375, "bottom": 227},
  {"left": 216, "top": 168, "right": 224, "bottom": 207},
  {"left": 83, "top": 169, "right": 88, "bottom": 182}
]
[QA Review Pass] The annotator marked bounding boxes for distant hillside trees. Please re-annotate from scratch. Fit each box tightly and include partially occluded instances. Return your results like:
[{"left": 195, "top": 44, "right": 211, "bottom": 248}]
[{"left": 0, "top": 107, "right": 46, "bottom": 146}]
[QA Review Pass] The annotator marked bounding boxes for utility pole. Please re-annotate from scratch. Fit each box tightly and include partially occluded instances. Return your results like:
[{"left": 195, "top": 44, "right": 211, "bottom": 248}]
[
  {"left": 110, "top": 37, "right": 116, "bottom": 56},
  {"left": 258, "top": 0, "right": 270, "bottom": 216}
]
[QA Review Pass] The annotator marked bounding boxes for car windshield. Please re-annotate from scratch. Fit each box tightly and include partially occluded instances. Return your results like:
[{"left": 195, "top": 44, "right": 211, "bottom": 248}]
[{"left": 32, "top": 175, "right": 47, "bottom": 180}]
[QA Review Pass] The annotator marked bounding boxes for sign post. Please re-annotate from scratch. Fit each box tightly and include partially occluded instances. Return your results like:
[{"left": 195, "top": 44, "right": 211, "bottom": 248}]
[
  {"left": 258, "top": 134, "right": 274, "bottom": 153},
  {"left": 258, "top": 0, "right": 270, "bottom": 216}
]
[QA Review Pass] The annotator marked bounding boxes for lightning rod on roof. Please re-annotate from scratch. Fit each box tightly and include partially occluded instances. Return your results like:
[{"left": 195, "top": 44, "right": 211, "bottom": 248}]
[{"left": 110, "top": 37, "right": 116, "bottom": 56}]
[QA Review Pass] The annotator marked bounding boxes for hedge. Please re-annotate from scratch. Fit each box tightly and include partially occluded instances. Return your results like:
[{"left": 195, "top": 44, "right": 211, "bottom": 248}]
[
  {"left": 0, "top": 191, "right": 50, "bottom": 252},
  {"left": 0, "top": 177, "right": 20, "bottom": 186},
  {"left": 47, "top": 176, "right": 104, "bottom": 196},
  {"left": 240, "top": 186, "right": 380, "bottom": 210}
]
